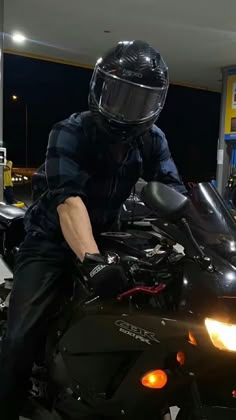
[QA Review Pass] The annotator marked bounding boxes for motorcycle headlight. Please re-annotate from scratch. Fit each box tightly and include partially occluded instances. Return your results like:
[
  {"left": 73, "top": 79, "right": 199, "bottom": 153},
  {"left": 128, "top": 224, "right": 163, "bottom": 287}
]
[{"left": 205, "top": 318, "right": 236, "bottom": 352}]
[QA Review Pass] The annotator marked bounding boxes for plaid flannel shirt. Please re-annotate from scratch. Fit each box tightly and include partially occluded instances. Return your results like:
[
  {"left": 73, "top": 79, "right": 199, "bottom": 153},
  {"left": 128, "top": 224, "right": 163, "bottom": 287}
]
[{"left": 24, "top": 112, "right": 186, "bottom": 240}]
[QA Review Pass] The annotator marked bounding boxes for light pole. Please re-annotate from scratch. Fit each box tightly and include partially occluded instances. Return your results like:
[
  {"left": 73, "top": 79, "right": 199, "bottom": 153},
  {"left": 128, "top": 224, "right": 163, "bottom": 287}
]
[{"left": 12, "top": 95, "right": 29, "bottom": 168}]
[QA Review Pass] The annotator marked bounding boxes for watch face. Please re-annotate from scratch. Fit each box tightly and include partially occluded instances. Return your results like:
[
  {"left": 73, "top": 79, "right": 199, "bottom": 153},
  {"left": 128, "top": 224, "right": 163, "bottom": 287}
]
[{"left": 100, "top": 232, "right": 132, "bottom": 238}]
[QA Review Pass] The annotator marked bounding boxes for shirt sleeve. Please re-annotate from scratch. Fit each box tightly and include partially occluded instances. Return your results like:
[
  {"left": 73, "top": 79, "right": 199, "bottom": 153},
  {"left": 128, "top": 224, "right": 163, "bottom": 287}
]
[
  {"left": 142, "top": 127, "right": 187, "bottom": 194},
  {"left": 45, "top": 122, "right": 90, "bottom": 208}
]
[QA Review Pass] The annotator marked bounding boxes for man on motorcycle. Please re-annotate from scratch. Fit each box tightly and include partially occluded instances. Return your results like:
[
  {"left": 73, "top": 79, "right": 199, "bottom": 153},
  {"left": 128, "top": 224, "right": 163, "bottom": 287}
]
[{"left": 0, "top": 40, "right": 186, "bottom": 419}]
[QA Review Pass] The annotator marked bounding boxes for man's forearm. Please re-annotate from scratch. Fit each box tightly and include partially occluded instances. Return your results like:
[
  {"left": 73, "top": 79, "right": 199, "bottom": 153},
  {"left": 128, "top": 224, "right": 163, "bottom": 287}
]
[{"left": 57, "top": 196, "right": 99, "bottom": 261}]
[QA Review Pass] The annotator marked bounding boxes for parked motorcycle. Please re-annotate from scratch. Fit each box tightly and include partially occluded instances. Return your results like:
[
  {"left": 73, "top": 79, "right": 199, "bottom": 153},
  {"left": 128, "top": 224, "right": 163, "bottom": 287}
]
[{"left": 0, "top": 183, "right": 235, "bottom": 419}]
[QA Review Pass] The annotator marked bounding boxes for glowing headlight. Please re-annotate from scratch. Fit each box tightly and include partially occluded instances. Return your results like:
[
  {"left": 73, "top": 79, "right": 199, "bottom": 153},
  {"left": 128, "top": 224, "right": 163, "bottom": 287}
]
[{"left": 205, "top": 318, "right": 236, "bottom": 352}]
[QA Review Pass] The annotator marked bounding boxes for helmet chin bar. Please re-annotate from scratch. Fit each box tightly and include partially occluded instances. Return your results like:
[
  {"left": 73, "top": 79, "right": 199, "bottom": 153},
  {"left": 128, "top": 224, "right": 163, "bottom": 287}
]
[{"left": 99, "top": 117, "right": 149, "bottom": 144}]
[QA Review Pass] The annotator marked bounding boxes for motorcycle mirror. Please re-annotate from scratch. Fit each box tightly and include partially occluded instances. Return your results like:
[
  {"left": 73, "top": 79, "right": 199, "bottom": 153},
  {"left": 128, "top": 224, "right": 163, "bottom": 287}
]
[{"left": 141, "top": 182, "right": 189, "bottom": 222}]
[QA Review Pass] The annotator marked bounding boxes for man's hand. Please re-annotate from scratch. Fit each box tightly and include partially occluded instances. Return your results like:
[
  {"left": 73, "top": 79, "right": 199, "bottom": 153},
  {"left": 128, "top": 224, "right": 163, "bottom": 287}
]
[{"left": 83, "top": 255, "right": 127, "bottom": 298}]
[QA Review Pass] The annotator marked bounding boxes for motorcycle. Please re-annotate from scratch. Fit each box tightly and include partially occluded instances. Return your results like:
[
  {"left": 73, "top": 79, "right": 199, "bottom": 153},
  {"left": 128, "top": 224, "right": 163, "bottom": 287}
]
[{"left": 0, "top": 183, "right": 235, "bottom": 419}]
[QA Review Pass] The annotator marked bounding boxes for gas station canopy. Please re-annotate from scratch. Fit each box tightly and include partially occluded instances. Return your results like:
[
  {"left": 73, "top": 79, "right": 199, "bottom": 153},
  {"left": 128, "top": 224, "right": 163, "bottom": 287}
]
[{"left": 4, "top": 0, "right": 236, "bottom": 91}]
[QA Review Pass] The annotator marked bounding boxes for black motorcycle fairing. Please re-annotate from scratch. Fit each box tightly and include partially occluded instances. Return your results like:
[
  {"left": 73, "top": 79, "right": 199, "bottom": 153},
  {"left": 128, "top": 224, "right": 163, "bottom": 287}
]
[
  {"left": 177, "top": 257, "right": 230, "bottom": 319},
  {"left": 53, "top": 313, "right": 187, "bottom": 417},
  {"left": 182, "top": 253, "right": 236, "bottom": 323},
  {"left": 50, "top": 304, "right": 236, "bottom": 418},
  {"left": 151, "top": 184, "right": 236, "bottom": 321},
  {"left": 153, "top": 182, "right": 236, "bottom": 261},
  {"left": 188, "top": 183, "right": 236, "bottom": 261},
  {"left": 180, "top": 183, "right": 236, "bottom": 316}
]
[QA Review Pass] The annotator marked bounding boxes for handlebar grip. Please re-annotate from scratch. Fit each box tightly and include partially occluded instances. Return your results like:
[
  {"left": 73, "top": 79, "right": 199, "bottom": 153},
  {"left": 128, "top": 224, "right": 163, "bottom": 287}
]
[
  {"left": 84, "top": 253, "right": 105, "bottom": 264},
  {"left": 84, "top": 252, "right": 120, "bottom": 265}
]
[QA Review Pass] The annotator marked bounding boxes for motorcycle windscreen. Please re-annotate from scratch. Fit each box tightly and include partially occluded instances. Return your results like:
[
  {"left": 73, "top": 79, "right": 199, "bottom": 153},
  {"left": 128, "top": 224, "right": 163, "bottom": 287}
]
[{"left": 187, "top": 182, "right": 236, "bottom": 262}]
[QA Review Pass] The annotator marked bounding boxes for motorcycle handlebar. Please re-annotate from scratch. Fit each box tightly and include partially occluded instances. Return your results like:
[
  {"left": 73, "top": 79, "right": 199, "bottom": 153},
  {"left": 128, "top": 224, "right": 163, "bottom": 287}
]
[{"left": 84, "top": 248, "right": 171, "bottom": 268}]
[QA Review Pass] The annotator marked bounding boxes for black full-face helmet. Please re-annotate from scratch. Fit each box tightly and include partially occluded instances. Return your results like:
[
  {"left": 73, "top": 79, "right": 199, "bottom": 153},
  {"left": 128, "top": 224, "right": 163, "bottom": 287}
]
[{"left": 89, "top": 40, "right": 169, "bottom": 142}]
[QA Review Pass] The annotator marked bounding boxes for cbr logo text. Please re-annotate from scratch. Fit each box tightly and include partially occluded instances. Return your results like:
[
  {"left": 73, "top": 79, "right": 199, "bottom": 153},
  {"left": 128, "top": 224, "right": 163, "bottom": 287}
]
[{"left": 115, "top": 320, "right": 160, "bottom": 345}]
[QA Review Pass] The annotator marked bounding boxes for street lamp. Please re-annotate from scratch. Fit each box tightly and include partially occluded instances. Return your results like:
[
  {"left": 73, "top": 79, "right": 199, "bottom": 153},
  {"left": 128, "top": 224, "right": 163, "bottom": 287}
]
[{"left": 11, "top": 95, "right": 28, "bottom": 168}]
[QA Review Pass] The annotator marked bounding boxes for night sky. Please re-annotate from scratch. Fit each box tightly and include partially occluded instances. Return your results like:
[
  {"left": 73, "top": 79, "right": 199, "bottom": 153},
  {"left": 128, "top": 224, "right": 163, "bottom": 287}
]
[{"left": 3, "top": 53, "right": 221, "bottom": 181}]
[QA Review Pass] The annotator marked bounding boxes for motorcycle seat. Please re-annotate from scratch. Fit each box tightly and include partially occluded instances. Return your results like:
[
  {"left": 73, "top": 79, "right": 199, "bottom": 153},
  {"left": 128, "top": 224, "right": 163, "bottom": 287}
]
[{"left": 0, "top": 203, "right": 25, "bottom": 227}]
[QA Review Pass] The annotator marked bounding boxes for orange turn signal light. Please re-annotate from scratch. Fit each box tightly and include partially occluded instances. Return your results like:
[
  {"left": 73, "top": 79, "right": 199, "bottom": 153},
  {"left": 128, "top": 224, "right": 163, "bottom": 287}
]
[
  {"left": 188, "top": 331, "right": 197, "bottom": 346},
  {"left": 232, "top": 390, "right": 236, "bottom": 399},
  {"left": 141, "top": 369, "right": 167, "bottom": 389}
]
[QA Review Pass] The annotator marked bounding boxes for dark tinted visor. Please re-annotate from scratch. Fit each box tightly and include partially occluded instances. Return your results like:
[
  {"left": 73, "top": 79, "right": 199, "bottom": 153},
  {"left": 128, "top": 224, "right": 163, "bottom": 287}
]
[{"left": 90, "top": 68, "right": 168, "bottom": 123}]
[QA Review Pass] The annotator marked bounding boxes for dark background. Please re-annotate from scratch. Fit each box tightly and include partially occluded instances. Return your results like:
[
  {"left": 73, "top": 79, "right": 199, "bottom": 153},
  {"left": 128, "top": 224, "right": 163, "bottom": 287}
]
[{"left": 3, "top": 53, "right": 221, "bottom": 181}]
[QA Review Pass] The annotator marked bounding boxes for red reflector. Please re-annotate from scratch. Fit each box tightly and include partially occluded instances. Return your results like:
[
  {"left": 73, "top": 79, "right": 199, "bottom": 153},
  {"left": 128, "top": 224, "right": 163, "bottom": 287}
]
[{"left": 177, "top": 351, "right": 185, "bottom": 366}]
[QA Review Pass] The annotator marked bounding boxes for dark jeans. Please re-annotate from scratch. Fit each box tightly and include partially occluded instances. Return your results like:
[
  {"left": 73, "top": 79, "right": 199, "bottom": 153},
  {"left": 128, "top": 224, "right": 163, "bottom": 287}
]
[
  {"left": 4, "top": 186, "right": 14, "bottom": 205},
  {"left": 0, "top": 234, "right": 74, "bottom": 419}
]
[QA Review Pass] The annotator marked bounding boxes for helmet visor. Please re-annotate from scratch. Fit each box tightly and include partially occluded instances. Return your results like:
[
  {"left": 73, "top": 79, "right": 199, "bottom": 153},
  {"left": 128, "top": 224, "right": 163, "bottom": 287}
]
[{"left": 90, "top": 68, "right": 168, "bottom": 124}]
